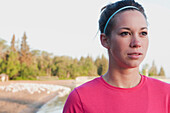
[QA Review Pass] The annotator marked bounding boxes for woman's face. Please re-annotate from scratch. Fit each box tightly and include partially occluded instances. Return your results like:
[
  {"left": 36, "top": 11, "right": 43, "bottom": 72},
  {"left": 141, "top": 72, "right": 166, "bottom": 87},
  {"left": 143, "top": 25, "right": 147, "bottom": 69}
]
[{"left": 108, "top": 10, "right": 148, "bottom": 68}]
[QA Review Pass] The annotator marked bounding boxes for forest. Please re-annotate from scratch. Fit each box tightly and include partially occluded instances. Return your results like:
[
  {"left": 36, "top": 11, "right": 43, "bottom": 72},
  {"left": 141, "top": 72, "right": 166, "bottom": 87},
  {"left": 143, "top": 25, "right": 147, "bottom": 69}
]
[{"left": 0, "top": 33, "right": 166, "bottom": 80}]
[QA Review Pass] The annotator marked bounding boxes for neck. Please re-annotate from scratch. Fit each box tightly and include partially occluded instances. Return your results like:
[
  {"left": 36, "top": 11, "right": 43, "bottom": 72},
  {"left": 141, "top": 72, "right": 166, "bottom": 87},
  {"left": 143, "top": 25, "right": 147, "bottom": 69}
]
[{"left": 103, "top": 66, "right": 141, "bottom": 88}]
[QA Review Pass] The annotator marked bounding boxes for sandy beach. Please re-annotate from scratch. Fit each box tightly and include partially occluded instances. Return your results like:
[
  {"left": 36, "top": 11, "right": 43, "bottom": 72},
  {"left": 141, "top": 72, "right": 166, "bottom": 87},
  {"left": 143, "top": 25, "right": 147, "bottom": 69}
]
[{"left": 0, "top": 80, "right": 75, "bottom": 113}]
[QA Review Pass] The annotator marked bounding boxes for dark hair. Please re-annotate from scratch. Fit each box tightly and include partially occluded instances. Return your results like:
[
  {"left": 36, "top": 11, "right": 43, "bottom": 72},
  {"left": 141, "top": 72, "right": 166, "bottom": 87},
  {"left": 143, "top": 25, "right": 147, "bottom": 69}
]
[{"left": 99, "top": 0, "right": 147, "bottom": 36}]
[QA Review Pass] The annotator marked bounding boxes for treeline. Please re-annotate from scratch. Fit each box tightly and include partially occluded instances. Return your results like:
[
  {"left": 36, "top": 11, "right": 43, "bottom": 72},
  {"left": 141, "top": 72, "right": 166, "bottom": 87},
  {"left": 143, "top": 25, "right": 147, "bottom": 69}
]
[
  {"left": 0, "top": 33, "right": 108, "bottom": 80},
  {"left": 142, "top": 61, "right": 166, "bottom": 77},
  {"left": 0, "top": 33, "right": 166, "bottom": 80}
]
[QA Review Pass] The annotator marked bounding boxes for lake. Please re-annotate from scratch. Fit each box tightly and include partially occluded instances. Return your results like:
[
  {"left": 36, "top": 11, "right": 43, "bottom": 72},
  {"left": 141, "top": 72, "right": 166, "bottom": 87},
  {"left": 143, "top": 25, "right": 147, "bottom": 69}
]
[
  {"left": 37, "top": 94, "right": 68, "bottom": 113},
  {"left": 37, "top": 82, "right": 77, "bottom": 113},
  {"left": 37, "top": 76, "right": 94, "bottom": 113}
]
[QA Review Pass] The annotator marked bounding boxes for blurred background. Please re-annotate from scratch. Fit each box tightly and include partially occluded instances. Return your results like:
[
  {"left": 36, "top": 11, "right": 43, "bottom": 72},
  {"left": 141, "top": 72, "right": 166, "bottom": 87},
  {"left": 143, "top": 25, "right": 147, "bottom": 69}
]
[{"left": 0, "top": 0, "right": 170, "bottom": 80}]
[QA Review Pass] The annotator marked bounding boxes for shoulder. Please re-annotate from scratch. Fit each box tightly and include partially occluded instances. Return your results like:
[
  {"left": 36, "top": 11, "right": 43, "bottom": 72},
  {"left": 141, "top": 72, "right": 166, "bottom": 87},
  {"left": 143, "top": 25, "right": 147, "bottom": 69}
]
[
  {"left": 63, "top": 88, "right": 84, "bottom": 113},
  {"left": 63, "top": 76, "right": 102, "bottom": 113},
  {"left": 143, "top": 75, "right": 170, "bottom": 92},
  {"left": 144, "top": 75, "right": 170, "bottom": 85},
  {"left": 75, "top": 76, "right": 103, "bottom": 92}
]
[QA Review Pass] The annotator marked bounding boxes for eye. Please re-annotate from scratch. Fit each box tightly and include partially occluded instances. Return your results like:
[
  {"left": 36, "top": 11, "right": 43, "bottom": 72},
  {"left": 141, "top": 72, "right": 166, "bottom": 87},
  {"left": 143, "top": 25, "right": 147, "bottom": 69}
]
[
  {"left": 140, "top": 31, "right": 148, "bottom": 36},
  {"left": 120, "top": 32, "right": 130, "bottom": 36}
]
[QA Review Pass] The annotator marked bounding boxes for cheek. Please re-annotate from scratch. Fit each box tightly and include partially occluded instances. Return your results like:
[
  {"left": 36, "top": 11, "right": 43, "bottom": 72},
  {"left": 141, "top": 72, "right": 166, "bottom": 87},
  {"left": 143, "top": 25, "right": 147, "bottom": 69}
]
[
  {"left": 110, "top": 39, "right": 127, "bottom": 55},
  {"left": 113, "top": 39, "right": 129, "bottom": 51},
  {"left": 143, "top": 39, "right": 149, "bottom": 52}
]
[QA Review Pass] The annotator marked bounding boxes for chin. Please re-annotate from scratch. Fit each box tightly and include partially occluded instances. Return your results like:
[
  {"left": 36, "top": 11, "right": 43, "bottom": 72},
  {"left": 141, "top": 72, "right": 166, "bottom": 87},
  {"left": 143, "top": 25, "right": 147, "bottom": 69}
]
[
  {"left": 123, "top": 60, "right": 142, "bottom": 69},
  {"left": 128, "top": 62, "right": 141, "bottom": 68}
]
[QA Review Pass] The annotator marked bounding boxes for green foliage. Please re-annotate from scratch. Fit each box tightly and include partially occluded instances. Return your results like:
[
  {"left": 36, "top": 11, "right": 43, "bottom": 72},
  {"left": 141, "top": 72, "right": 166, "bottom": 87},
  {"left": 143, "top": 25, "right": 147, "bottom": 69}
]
[
  {"left": 158, "top": 66, "right": 166, "bottom": 76},
  {"left": 79, "top": 56, "right": 97, "bottom": 77},
  {"left": 142, "top": 64, "right": 149, "bottom": 76},
  {"left": 3, "top": 33, "right": 167, "bottom": 80},
  {"left": 0, "top": 58, "right": 6, "bottom": 73},
  {"left": 95, "top": 55, "right": 108, "bottom": 75},
  {"left": 142, "top": 61, "right": 166, "bottom": 77},
  {"left": 0, "top": 38, "right": 9, "bottom": 53},
  {"left": 149, "top": 61, "right": 158, "bottom": 76},
  {"left": 51, "top": 56, "right": 70, "bottom": 78},
  {"left": 5, "top": 52, "right": 20, "bottom": 79},
  {"left": 1, "top": 34, "right": 106, "bottom": 80},
  {"left": 18, "top": 63, "right": 38, "bottom": 80}
]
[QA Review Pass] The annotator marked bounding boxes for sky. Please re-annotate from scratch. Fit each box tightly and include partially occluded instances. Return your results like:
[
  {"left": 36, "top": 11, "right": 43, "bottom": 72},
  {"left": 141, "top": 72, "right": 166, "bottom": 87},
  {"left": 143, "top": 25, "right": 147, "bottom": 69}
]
[{"left": 0, "top": 0, "right": 170, "bottom": 78}]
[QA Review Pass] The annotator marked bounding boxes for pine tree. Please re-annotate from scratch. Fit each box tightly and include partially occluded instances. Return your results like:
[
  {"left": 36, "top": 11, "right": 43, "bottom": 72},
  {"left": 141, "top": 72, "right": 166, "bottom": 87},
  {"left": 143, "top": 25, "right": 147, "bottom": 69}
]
[
  {"left": 101, "top": 55, "right": 108, "bottom": 75},
  {"left": 149, "top": 61, "right": 158, "bottom": 76},
  {"left": 0, "top": 38, "right": 9, "bottom": 57},
  {"left": 95, "top": 55, "right": 108, "bottom": 76},
  {"left": 11, "top": 34, "right": 16, "bottom": 52},
  {"left": 0, "top": 39, "right": 10, "bottom": 76},
  {"left": 5, "top": 51, "right": 20, "bottom": 79},
  {"left": 3, "top": 35, "right": 21, "bottom": 79},
  {"left": 20, "top": 32, "right": 32, "bottom": 65},
  {"left": 142, "top": 64, "right": 149, "bottom": 76},
  {"left": 18, "top": 32, "right": 37, "bottom": 80},
  {"left": 84, "top": 56, "right": 97, "bottom": 76},
  {"left": 158, "top": 66, "right": 166, "bottom": 76}
]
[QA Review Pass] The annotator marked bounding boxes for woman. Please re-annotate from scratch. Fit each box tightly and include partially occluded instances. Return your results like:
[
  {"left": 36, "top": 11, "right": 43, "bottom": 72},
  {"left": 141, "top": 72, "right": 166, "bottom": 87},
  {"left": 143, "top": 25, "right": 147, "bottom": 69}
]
[{"left": 63, "top": 0, "right": 170, "bottom": 112}]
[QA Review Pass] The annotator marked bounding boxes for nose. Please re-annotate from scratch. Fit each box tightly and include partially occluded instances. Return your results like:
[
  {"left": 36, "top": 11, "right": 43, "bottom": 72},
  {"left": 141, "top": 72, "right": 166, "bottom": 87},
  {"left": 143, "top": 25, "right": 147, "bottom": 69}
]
[{"left": 129, "top": 37, "right": 141, "bottom": 48}]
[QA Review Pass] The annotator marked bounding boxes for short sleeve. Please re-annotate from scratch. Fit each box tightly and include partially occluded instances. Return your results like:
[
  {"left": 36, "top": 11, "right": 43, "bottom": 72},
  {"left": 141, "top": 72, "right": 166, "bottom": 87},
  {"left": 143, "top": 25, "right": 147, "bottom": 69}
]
[{"left": 63, "top": 88, "right": 84, "bottom": 113}]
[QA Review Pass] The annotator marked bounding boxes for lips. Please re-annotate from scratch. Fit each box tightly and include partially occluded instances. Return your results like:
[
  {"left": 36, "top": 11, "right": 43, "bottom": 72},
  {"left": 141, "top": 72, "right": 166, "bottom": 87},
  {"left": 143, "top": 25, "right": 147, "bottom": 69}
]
[
  {"left": 128, "top": 52, "right": 142, "bottom": 55},
  {"left": 127, "top": 52, "right": 143, "bottom": 59}
]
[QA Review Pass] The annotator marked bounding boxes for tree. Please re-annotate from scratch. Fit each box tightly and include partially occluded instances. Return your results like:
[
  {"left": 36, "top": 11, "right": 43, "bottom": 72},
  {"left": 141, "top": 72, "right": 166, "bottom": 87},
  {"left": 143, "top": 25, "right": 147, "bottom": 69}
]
[
  {"left": 0, "top": 56, "right": 7, "bottom": 74},
  {"left": 51, "top": 56, "right": 73, "bottom": 78},
  {"left": 11, "top": 34, "right": 16, "bottom": 52},
  {"left": 149, "top": 61, "right": 158, "bottom": 76},
  {"left": 78, "top": 56, "right": 97, "bottom": 76},
  {"left": 158, "top": 66, "right": 166, "bottom": 76},
  {"left": 40, "top": 51, "right": 53, "bottom": 76},
  {"left": 17, "top": 32, "right": 38, "bottom": 80},
  {"left": 5, "top": 51, "right": 20, "bottom": 79},
  {"left": 0, "top": 36, "right": 20, "bottom": 79},
  {"left": 31, "top": 50, "right": 41, "bottom": 57},
  {"left": 20, "top": 32, "right": 32, "bottom": 65},
  {"left": 142, "top": 63, "right": 149, "bottom": 76},
  {"left": 84, "top": 56, "right": 97, "bottom": 76},
  {"left": 66, "top": 62, "right": 80, "bottom": 79},
  {"left": 0, "top": 38, "right": 9, "bottom": 57},
  {"left": 95, "top": 55, "right": 108, "bottom": 75}
]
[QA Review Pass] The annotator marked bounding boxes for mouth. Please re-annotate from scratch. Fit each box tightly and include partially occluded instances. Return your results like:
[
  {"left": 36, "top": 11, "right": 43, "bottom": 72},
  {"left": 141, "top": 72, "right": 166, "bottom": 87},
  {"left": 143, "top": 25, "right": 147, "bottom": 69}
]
[
  {"left": 127, "top": 52, "right": 143, "bottom": 55},
  {"left": 127, "top": 52, "right": 143, "bottom": 59}
]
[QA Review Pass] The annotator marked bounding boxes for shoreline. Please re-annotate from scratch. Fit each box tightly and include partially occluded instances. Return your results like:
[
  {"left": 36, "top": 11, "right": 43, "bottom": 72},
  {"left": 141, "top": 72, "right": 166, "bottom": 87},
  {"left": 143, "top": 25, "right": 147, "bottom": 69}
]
[
  {"left": 0, "top": 80, "right": 75, "bottom": 113},
  {"left": 0, "top": 76, "right": 169, "bottom": 113},
  {"left": 21, "top": 91, "right": 60, "bottom": 113}
]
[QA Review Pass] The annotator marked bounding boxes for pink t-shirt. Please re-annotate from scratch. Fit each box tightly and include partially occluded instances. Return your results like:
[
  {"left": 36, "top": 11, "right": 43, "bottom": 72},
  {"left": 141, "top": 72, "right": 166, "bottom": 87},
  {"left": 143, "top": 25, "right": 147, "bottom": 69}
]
[{"left": 63, "top": 75, "right": 170, "bottom": 113}]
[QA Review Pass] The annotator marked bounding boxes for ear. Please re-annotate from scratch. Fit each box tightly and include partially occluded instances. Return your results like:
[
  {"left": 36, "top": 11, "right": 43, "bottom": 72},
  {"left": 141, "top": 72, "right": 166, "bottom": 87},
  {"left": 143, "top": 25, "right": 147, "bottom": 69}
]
[{"left": 100, "top": 33, "right": 110, "bottom": 49}]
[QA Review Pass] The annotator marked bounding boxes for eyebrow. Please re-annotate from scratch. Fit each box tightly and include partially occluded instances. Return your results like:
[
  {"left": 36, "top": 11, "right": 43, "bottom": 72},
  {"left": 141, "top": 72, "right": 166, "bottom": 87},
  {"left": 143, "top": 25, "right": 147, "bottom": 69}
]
[
  {"left": 119, "top": 27, "right": 148, "bottom": 30},
  {"left": 141, "top": 27, "right": 148, "bottom": 30}
]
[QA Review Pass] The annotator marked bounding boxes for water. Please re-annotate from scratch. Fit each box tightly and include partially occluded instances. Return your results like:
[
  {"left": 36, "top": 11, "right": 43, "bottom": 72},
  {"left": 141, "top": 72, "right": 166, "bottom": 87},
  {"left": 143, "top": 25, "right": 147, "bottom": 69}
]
[
  {"left": 37, "top": 83, "right": 76, "bottom": 113},
  {"left": 37, "top": 94, "right": 68, "bottom": 113},
  {"left": 37, "top": 77, "right": 96, "bottom": 113}
]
